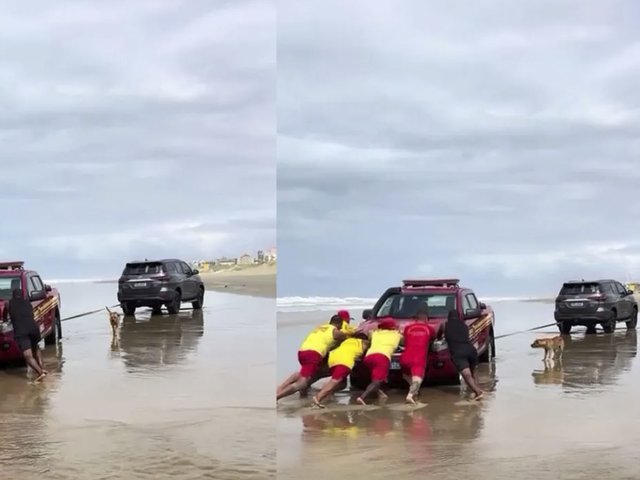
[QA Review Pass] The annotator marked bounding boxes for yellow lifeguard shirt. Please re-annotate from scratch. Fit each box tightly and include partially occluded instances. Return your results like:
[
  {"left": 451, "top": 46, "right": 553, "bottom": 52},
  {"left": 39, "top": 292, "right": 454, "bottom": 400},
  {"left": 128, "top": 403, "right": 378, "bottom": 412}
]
[
  {"left": 299, "top": 324, "right": 337, "bottom": 357},
  {"left": 365, "top": 329, "right": 402, "bottom": 359},
  {"left": 341, "top": 321, "right": 357, "bottom": 335},
  {"left": 328, "top": 337, "right": 366, "bottom": 369}
]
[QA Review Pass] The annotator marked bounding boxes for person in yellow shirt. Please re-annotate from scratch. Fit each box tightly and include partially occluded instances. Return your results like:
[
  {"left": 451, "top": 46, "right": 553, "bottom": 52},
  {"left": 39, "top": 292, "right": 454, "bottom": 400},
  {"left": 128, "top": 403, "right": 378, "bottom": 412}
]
[
  {"left": 337, "top": 309, "right": 357, "bottom": 334},
  {"left": 356, "top": 319, "right": 402, "bottom": 406},
  {"left": 277, "top": 315, "right": 349, "bottom": 401},
  {"left": 312, "top": 332, "right": 370, "bottom": 408}
]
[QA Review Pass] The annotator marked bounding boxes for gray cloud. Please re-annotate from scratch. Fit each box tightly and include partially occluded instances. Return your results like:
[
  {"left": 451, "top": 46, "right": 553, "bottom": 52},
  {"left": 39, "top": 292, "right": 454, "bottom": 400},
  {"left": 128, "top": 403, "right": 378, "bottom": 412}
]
[
  {"left": 277, "top": 0, "right": 640, "bottom": 297},
  {"left": 1, "top": 0, "right": 275, "bottom": 279}
]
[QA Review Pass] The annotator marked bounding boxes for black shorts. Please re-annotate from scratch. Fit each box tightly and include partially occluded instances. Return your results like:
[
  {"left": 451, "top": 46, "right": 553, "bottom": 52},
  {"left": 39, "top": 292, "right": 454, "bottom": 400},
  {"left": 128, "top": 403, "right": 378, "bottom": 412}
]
[
  {"left": 15, "top": 331, "right": 41, "bottom": 352},
  {"left": 451, "top": 345, "right": 478, "bottom": 372}
]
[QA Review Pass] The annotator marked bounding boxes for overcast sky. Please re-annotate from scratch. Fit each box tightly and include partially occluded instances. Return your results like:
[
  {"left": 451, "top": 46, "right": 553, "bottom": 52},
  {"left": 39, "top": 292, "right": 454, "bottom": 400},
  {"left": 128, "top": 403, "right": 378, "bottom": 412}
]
[
  {"left": 277, "top": 1, "right": 640, "bottom": 298},
  {"left": 0, "top": 0, "right": 275, "bottom": 280}
]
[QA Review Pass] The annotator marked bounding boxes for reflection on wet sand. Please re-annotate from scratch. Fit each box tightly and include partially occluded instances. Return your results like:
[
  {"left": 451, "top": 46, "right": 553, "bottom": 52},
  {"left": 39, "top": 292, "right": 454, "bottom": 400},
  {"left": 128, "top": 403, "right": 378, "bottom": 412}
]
[
  {"left": 532, "top": 330, "right": 637, "bottom": 391},
  {"left": 1, "top": 287, "right": 274, "bottom": 479},
  {"left": 113, "top": 309, "right": 204, "bottom": 369},
  {"left": 278, "top": 363, "right": 496, "bottom": 478}
]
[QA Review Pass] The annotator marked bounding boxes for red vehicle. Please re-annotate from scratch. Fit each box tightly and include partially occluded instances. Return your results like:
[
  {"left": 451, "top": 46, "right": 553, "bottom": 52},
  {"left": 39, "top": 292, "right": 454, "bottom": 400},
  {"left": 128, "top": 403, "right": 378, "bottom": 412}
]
[
  {"left": 0, "top": 262, "right": 62, "bottom": 362},
  {"left": 350, "top": 278, "right": 495, "bottom": 387}
]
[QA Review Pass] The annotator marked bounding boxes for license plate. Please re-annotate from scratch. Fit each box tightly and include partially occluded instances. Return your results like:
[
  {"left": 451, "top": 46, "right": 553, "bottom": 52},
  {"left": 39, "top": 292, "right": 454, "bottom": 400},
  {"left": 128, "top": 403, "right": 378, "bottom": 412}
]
[
  {"left": 571, "top": 302, "right": 584, "bottom": 307},
  {"left": 133, "top": 282, "right": 147, "bottom": 288},
  {"left": 390, "top": 360, "right": 400, "bottom": 370}
]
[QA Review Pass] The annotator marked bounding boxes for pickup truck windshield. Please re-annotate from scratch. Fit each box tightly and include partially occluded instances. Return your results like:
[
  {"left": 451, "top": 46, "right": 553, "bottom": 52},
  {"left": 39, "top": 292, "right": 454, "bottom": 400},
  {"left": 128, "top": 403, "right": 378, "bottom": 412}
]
[
  {"left": 0, "top": 276, "right": 21, "bottom": 301},
  {"left": 375, "top": 293, "right": 457, "bottom": 318}
]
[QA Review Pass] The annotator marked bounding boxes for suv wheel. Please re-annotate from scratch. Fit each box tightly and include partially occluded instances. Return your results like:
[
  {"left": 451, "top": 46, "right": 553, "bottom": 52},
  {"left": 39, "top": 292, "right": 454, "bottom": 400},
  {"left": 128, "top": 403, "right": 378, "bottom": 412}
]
[
  {"left": 626, "top": 308, "right": 638, "bottom": 329},
  {"left": 192, "top": 288, "right": 204, "bottom": 310},
  {"left": 603, "top": 312, "right": 617, "bottom": 334},
  {"left": 122, "top": 302, "right": 136, "bottom": 316},
  {"left": 558, "top": 321, "right": 572, "bottom": 335},
  {"left": 166, "top": 290, "right": 181, "bottom": 315}
]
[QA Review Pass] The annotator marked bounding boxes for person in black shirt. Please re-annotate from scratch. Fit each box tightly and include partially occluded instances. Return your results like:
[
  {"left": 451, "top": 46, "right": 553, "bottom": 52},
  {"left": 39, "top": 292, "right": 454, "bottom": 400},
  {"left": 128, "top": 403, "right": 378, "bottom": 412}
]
[
  {"left": 443, "top": 309, "right": 483, "bottom": 400},
  {"left": 2, "top": 288, "right": 46, "bottom": 382}
]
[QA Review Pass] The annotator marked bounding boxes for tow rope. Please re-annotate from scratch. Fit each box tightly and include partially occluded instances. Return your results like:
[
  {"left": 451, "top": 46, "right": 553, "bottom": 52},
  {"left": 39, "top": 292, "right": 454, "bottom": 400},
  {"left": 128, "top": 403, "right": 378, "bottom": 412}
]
[
  {"left": 493, "top": 321, "right": 560, "bottom": 340},
  {"left": 59, "top": 304, "right": 199, "bottom": 323},
  {"left": 60, "top": 304, "right": 120, "bottom": 323}
]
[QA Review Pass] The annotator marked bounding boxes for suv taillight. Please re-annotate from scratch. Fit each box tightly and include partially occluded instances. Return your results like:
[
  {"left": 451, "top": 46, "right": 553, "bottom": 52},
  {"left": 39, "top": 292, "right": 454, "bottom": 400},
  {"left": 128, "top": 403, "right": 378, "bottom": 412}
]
[
  {"left": 590, "top": 294, "right": 606, "bottom": 301},
  {"left": 154, "top": 274, "right": 170, "bottom": 282}
]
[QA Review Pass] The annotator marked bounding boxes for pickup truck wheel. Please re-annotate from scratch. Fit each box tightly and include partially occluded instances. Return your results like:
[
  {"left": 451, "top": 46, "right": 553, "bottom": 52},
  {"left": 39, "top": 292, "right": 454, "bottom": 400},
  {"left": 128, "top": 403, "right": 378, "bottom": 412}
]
[
  {"left": 166, "top": 291, "right": 181, "bottom": 315},
  {"left": 478, "top": 330, "right": 495, "bottom": 363},
  {"left": 121, "top": 302, "right": 136, "bottom": 316},
  {"left": 602, "top": 311, "right": 616, "bottom": 334},
  {"left": 626, "top": 308, "right": 638, "bottom": 329},
  {"left": 192, "top": 288, "right": 204, "bottom": 310},
  {"left": 558, "top": 321, "right": 572, "bottom": 335},
  {"left": 44, "top": 310, "right": 62, "bottom": 345}
]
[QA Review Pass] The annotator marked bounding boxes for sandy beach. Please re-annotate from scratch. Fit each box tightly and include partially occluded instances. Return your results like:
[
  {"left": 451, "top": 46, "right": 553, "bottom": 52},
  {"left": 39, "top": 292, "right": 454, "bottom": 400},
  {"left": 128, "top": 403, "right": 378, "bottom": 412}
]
[{"left": 200, "top": 263, "right": 276, "bottom": 298}]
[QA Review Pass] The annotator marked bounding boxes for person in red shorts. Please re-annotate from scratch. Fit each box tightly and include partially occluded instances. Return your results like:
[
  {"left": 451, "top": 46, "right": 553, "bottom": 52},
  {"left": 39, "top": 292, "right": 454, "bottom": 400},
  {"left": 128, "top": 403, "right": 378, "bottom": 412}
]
[
  {"left": 400, "top": 301, "right": 436, "bottom": 404},
  {"left": 277, "top": 315, "right": 348, "bottom": 401},
  {"left": 356, "top": 319, "right": 402, "bottom": 405},
  {"left": 312, "top": 332, "right": 370, "bottom": 407}
]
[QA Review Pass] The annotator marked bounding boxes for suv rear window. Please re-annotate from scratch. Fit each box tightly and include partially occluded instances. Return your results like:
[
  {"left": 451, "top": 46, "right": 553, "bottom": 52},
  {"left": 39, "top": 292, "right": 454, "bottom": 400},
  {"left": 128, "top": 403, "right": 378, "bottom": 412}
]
[
  {"left": 560, "top": 283, "right": 600, "bottom": 295},
  {"left": 123, "top": 263, "right": 164, "bottom": 275}
]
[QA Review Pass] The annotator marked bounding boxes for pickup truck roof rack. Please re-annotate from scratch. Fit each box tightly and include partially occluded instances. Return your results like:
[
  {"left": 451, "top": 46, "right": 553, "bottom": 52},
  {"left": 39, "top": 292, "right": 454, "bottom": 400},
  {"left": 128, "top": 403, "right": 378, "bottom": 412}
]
[
  {"left": 402, "top": 278, "right": 460, "bottom": 288},
  {"left": 0, "top": 261, "right": 25, "bottom": 271}
]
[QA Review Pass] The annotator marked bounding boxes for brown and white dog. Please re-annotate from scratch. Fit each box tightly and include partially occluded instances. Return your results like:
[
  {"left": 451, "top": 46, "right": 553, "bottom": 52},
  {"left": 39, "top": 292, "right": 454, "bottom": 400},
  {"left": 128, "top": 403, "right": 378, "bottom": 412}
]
[
  {"left": 105, "top": 307, "right": 121, "bottom": 338},
  {"left": 531, "top": 335, "right": 565, "bottom": 362}
]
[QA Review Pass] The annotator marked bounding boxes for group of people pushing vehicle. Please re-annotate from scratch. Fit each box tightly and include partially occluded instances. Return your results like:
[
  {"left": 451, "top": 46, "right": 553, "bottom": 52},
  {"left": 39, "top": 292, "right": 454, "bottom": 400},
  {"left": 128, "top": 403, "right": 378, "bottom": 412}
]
[{"left": 277, "top": 304, "right": 485, "bottom": 407}]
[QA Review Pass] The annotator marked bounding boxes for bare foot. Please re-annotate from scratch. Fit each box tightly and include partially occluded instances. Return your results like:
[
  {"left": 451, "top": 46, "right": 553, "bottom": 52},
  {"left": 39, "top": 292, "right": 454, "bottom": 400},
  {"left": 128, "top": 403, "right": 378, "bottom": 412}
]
[
  {"left": 312, "top": 396, "right": 326, "bottom": 409},
  {"left": 356, "top": 397, "right": 367, "bottom": 406},
  {"left": 474, "top": 392, "right": 484, "bottom": 401},
  {"left": 33, "top": 373, "right": 46, "bottom": 383},
  {"left": 406, "top": 393, "right": 417, "bottom": 405}
]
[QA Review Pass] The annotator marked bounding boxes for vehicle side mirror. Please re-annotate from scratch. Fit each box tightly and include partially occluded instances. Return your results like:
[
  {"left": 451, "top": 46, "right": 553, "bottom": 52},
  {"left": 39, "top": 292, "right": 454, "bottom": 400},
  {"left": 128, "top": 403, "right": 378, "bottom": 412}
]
[
  {"left": 192, "top": 269, "right": 199, "bottom": 275},
  {"left": 626, "top": 289, "right": 634, "bottom": 296},
  {"left": 479, "top": 302, "right": 486, "bottom": 309},
  {"left": 464, "top": 308, "right": 480, "bottom": 319},
  {"left": 45, "top": 284, "right": 52, "bottom": 292},
  {"left": 362, "top": 309, "right": 372, "bottom": 320},
  {"left": 30, "top": 290, "right": 46, "bottom": 301}
]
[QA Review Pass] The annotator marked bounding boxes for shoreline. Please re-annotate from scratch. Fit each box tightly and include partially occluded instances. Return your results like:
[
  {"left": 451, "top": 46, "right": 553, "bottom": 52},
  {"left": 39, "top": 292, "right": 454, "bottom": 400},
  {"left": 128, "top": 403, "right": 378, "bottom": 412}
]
[{"left": 200, "top": 272, "right": 275, "bottom": 298}]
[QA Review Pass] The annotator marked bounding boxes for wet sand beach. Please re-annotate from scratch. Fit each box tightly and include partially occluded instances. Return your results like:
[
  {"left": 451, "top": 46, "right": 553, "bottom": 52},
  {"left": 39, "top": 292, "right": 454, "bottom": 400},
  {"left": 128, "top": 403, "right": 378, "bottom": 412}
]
[
  {"left": 277, "top": 301, "right": 640, "bottom": 479},
  {"left": 200, "top": 265, "right": 276, "bottom": 298},
  {"left": 0, "top": 281, "right": 275, "bottom": 479}
]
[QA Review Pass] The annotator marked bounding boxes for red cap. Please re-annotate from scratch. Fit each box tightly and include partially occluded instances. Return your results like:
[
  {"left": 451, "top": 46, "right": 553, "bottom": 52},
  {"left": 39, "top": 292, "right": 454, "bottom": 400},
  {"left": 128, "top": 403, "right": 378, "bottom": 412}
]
[
  {"left": 378, "top": 319, "right": 397, "bottom": 330},
  {"left": 337, "top": 310, "right": 351, "bottom": 322}
]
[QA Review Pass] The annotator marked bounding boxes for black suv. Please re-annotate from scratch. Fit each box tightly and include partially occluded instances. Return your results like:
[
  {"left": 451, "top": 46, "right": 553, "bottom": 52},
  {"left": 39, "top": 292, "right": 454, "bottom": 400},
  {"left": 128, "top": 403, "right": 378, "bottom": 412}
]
[
  {"left": 554, "top": 279, "right": 638, "bottom": 334},
  {"left": 117, "top": 259, "right": 205, "bottom": 316}
]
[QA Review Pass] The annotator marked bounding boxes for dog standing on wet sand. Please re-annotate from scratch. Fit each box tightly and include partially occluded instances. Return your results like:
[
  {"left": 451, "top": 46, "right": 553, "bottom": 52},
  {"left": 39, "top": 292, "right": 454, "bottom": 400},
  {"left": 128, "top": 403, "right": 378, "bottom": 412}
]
[
  {"left": 105, "top": 307, "right": 121, "bottom": 339},
  {"left": 531, "top": 335, "right": 565, "bottom": 363}
]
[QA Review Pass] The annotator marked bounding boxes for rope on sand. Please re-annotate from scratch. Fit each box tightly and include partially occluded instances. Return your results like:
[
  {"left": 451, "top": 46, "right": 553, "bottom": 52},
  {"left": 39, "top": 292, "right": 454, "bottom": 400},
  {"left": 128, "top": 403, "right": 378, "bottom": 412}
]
[{"left": 493, "top": 321, "right": 560, "bottom": 340}]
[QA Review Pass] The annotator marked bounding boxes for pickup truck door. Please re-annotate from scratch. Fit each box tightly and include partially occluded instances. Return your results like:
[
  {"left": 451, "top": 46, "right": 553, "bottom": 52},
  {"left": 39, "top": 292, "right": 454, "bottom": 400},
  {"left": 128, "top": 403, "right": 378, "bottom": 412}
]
[
  {"left": 26, "top": 274, "right": 50, "bottom": 336},
  {"left": 462, "top": 291, "right": 485, "bottom": 349}
]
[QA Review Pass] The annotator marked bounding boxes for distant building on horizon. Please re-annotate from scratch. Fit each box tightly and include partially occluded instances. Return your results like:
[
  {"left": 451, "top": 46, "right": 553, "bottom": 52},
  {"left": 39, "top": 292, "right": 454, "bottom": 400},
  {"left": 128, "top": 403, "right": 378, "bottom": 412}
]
[{"left": 238, "top": 253, "right": 253, "bottom": 265}]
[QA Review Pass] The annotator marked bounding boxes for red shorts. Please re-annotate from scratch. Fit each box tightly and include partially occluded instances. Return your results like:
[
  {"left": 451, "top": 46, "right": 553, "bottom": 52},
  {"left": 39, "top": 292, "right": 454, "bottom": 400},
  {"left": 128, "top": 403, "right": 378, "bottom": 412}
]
[
  {"left": 363, "top": 353, "right": 390, "bottom": 382},
  {"left": 298, "top": 350, "right": 323, "bottom": 379},
  {"left": 330, "top": 364, "right": 351, "bottom": 381},
  {"left": 400, "top": 353, "right": 427, "bottom": 378}
]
